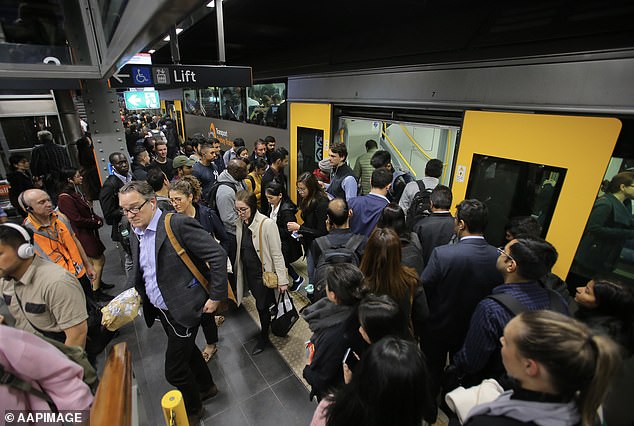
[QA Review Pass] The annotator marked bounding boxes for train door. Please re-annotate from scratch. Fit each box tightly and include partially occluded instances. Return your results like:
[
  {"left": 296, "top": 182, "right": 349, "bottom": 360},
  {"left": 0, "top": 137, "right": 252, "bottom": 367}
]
[
  {"left": 453, "top": 111, "right": 621, "bottom": 279},
  {"left": 290, "top": 103, "right": 332, "bottom": 203},
  {"left": 338, "top": 118, "right": 459, "bottom": 192}
]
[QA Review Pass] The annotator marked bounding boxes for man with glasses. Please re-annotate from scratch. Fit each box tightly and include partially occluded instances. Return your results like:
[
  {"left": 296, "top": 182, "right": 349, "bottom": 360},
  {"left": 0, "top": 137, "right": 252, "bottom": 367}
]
[
  {"left": 419, "top": 199, "right": 502, "bottom": 418},
  {"left": 448, "top": 236, "right": 567, "bottom": 389},
  {"left": 119, "top": 181, "right": 228, "bottom": 425}
]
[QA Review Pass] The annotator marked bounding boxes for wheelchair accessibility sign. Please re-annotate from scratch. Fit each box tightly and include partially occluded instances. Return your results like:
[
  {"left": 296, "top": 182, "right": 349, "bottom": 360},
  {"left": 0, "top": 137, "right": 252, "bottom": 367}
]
[{"left": 132, "top": 66, "right": 152, "bottom": 86}]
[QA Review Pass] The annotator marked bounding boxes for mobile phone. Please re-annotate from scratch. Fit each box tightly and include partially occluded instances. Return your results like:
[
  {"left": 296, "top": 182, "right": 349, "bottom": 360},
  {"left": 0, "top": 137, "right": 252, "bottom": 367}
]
[{"left": 343, "top": 348, "right": 359, "bottom": 370}]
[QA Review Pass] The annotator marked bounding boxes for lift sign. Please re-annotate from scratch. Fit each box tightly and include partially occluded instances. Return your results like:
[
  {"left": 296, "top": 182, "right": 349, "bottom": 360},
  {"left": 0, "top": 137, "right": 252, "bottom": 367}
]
[{"left": 124, "top": 91, "right": 160, "bottom": 110}]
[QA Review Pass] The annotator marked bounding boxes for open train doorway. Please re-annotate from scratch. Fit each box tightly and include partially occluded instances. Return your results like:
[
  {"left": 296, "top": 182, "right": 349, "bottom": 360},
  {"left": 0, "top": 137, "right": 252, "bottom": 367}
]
[{"left": 337, "top": 117, "right": 460, "bottom": 192}]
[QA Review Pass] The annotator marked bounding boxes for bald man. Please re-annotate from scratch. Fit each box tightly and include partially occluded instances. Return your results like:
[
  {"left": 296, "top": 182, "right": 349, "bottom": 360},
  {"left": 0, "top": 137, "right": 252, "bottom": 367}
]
[{"left": 21, "top": 189, "right": 97, "bottom": 297}]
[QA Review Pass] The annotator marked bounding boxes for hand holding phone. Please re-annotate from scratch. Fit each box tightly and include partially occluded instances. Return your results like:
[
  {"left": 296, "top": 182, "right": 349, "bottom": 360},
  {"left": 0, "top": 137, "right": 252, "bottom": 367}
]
[{"left": 343, "top": 347, "right": 359, "bottom": 370}]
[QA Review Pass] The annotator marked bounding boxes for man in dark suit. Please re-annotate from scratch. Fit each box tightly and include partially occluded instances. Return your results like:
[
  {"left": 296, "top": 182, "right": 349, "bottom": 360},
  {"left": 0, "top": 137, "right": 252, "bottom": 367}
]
[
  {"left": 119, "top": 181, "right": 227, "bottom": 425},
  {"left": 419, "top": 199, "right": 502, "bottom": 411},
  {"left": 414, "top": 185, "right": 456, "bottom": 265},
  {"left": 99, "top": 152, "right": 132, "bottom": 274}
]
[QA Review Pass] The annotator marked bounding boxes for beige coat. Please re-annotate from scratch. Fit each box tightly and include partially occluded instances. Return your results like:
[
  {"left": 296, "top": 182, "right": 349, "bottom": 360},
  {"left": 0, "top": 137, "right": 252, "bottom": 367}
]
[{"left": 235, "top": 210, "right": 289, "bottom": 305}]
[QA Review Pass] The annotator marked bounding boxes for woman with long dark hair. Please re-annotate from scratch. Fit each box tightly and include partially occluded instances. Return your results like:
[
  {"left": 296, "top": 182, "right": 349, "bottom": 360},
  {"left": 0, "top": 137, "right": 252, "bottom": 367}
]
[
  {"left": 302, "top": 263, "right": 366, "bottom": 401},
  {"left": 310, "top": 336, "right": 435, "bottom": 426},
  {"left": 464, "top": 310, "right": 622, "bottom": 426},
  {"left": 287, "top": 172, "right": 330, "bottom": 283},
  {"left": 359, "top": 228, "right": 428, "bottom": 336},
  {"left": 169, "top": 175, "right": 229, "bottom": 362},
  {"left": 75, "top": 136, "right": 101, "bottom": 201},
  {"left": 235, "top": 190, "right": 289, "bottom": 355},
  {"left": 56, "top": 167, "right": 111, "bottom": 300},
  {"left": 376, "top": 203, "right": 425, "bottom": 274}
]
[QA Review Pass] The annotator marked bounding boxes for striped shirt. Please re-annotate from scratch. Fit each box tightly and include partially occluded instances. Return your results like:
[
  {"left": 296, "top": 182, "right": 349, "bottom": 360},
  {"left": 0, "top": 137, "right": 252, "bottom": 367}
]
[
  {"left": 453, "top": 282, "right": 568, "bottom": 376},
  {"left": 30, "top": 142, "right": 71, "bottom": 177}
]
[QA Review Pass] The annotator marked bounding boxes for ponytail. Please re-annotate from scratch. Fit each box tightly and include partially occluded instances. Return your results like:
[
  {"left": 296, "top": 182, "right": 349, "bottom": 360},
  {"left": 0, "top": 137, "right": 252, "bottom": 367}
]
[
  {"left": 578, "top": 334, "right": 622, "bottom": 426},
  {"left": 515, "top": 311, "right": 622, "bottom": 426}
]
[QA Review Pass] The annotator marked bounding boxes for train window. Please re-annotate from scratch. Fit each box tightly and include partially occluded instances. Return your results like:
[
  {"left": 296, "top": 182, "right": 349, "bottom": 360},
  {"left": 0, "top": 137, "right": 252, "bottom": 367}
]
[
  {"left": 338, "top": 117, "right": 458, "bottom": 193},
  {"left": 465, "top": 154, "right": 566, "bottom": 247},
  {"left": 199, "top": 88, "right": 221, "bottom": 118},
  {"left": 297, "top": 127, "right": 324, "bottom": 178},
  {"left": 567, "top": 156, "right": 634, "bottom": 289},
  {"left": 246, "top": 82, "right": 287, "bottom": 129},
  {"left": 183, "top": 90, "right": 200, "bottom": 114},
  {"left": 219, "top": 87, "right": 245, "bottom": 122}
]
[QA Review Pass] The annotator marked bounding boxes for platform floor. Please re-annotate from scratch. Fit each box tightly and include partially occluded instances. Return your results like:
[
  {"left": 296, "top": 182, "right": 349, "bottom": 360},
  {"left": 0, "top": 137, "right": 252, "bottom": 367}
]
[{"left": 95, "top": 218, "right": 317, "bottom": 425}]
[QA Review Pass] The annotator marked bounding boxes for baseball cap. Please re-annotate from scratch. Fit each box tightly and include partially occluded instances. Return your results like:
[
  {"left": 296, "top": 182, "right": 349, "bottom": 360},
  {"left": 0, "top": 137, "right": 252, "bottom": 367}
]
[{"left": 173, "top": 155, "right": 195, "bottom": 169}]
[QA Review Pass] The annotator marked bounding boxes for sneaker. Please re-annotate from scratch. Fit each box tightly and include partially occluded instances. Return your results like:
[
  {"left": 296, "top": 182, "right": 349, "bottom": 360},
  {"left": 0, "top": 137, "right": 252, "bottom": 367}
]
[{"left": 290, "top": 276, "right": 305, "bottom": 291}]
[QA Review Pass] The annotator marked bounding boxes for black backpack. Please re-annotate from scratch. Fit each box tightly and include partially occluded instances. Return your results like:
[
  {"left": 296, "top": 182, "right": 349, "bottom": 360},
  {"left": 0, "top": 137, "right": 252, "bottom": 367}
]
[
  {"left": 311, "top": 234, "right": 365, "bottom": 299},
  {"left": 406, "top": 180, "right": 433, "bottom": 229},
  {"left": 206, "top": 181, "right": 237, "bottom": 213}
]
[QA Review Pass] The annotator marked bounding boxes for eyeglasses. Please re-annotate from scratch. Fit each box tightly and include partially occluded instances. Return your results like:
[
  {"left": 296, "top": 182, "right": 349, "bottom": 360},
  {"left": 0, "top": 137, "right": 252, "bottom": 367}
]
[
  {"left": 122, "top": 200, "right": 148, "bottom": 215},
  {"left": 236, "top": 207, "right": 250, "bottom": 214},
  {"left": 497, "top": 246, "right": 515, "bottom": 263},
  {"left": 297, "top": 187, "right": 307, "bottom": 194}
]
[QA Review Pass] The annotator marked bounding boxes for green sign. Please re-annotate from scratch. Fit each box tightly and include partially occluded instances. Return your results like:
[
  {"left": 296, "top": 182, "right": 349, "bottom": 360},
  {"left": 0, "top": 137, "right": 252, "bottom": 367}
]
[{"left": 124, "top": 90, "right": 160, "bottom": 110}]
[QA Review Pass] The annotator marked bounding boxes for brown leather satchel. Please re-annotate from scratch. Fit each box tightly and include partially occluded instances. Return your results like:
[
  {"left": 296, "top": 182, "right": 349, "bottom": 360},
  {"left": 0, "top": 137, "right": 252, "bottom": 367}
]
[{"left": 164, "top": 213, "right": 236, "bottom": 303}]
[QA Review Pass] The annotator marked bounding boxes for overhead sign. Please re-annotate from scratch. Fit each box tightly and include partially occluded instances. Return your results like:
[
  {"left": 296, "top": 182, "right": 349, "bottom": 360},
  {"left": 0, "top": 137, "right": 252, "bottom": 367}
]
[
  {"left": 124, "top": 90, "right": 160, "bottom": 110},
  {"left": 109, "top": 64, "right": 252, "bottom": 89}
]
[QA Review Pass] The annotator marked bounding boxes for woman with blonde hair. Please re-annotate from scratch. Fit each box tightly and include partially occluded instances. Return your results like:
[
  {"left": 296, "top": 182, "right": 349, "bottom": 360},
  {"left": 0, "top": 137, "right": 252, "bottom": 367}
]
[
  {"left": 235, "top": 190, "right": 289, "bottom": 355},
  {"left": 169, "top": 175, "right": 228, "bottom": 362},
  {"left": 465, "top": 310, "right": 622, "bottom": 426}
]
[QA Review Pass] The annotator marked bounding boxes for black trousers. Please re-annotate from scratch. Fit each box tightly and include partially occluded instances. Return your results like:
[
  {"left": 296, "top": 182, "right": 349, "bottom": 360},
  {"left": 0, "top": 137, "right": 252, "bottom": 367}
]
[
  {"left": 420, "top": 332, "right": 461, "bottom": 400},
  {"left": 200, "top": 312, "right": 218, "bottom": 344},
  {"left": 158, "top": 309, "right": 214, "bottom": 415}
]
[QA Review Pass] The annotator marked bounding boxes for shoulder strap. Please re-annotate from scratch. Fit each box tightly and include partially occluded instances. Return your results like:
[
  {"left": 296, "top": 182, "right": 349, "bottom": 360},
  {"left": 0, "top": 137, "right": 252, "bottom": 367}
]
[
  {"left": 344, "top": 234, "right": 365, "bottom": 251},
  {"left": 246, "top": 175, "right": 256, "bottom": 190},
  {"left": 164, "top": 213, "right": 209, "bottom": 292},
  {"left": 547, "top": 289, "right": 567, "bottom": 314},
  {"left": 315, "top": 236, "right": 331, "bottom": 255},
  {"left": 487, "top": 293, "right": 528, "bottom": 316},
  {"left": 0, "top": 364, "right": 57, "bottom": 411},
  {"left": 258, "top": 219, "right": 265, "bottom": 275},
  {"left": 416, "top": 180, "right": 426, "bottom": 192}
]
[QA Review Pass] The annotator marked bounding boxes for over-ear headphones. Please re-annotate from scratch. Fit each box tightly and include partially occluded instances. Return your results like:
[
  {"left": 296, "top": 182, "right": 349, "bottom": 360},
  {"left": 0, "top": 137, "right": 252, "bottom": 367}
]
[
  {"left": 0, "top": 223, "right": 34, "bottom": 259},
  {"left": 18, "top": 192, "right": 32, "bottom": 212}
]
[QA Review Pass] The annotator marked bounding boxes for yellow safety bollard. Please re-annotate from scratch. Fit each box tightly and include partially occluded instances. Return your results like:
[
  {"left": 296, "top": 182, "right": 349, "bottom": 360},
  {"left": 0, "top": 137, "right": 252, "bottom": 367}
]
[{"left": 162, "top": 390, "right": 189, "bottom": 426}]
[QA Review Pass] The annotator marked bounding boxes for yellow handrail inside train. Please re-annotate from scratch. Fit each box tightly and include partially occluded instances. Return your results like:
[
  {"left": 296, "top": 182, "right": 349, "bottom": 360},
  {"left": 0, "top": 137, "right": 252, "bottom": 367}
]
[
  {"left": 382, "top": 123, "right": 417, "bottom": 177},
  {"left": 399, "top": 124, "right": 433, "bottom": 161},
  {"left": 442, "top": 129, "right": 451, "bottom": 183}
]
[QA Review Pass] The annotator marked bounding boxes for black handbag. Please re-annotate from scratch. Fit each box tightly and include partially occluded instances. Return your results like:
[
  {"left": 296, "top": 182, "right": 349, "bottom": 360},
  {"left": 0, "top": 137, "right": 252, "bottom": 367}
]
[{"left": 271, "top": 292, "right": 299, "bottom": 337}]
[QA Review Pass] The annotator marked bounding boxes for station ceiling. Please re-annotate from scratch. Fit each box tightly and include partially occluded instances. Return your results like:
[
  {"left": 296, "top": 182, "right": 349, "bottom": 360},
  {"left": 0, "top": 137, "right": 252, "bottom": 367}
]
[{"left": 151, "top": 0, "right": 634, "bottom": 81}]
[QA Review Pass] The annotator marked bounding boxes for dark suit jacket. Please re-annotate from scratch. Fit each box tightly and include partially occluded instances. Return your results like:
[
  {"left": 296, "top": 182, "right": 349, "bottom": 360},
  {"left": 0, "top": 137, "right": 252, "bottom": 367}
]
[
  {"left": 414, "top": 212, "right": 456, "bottom": 265},
  {"left": 129, "top": 211, "right": 228, "bottom": 329},
  {"left": 420, "top": 237, "right": 502, "bottom": 345},
  {"left": 99, "top": 175, "right": 124, "bottom": 242}
]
